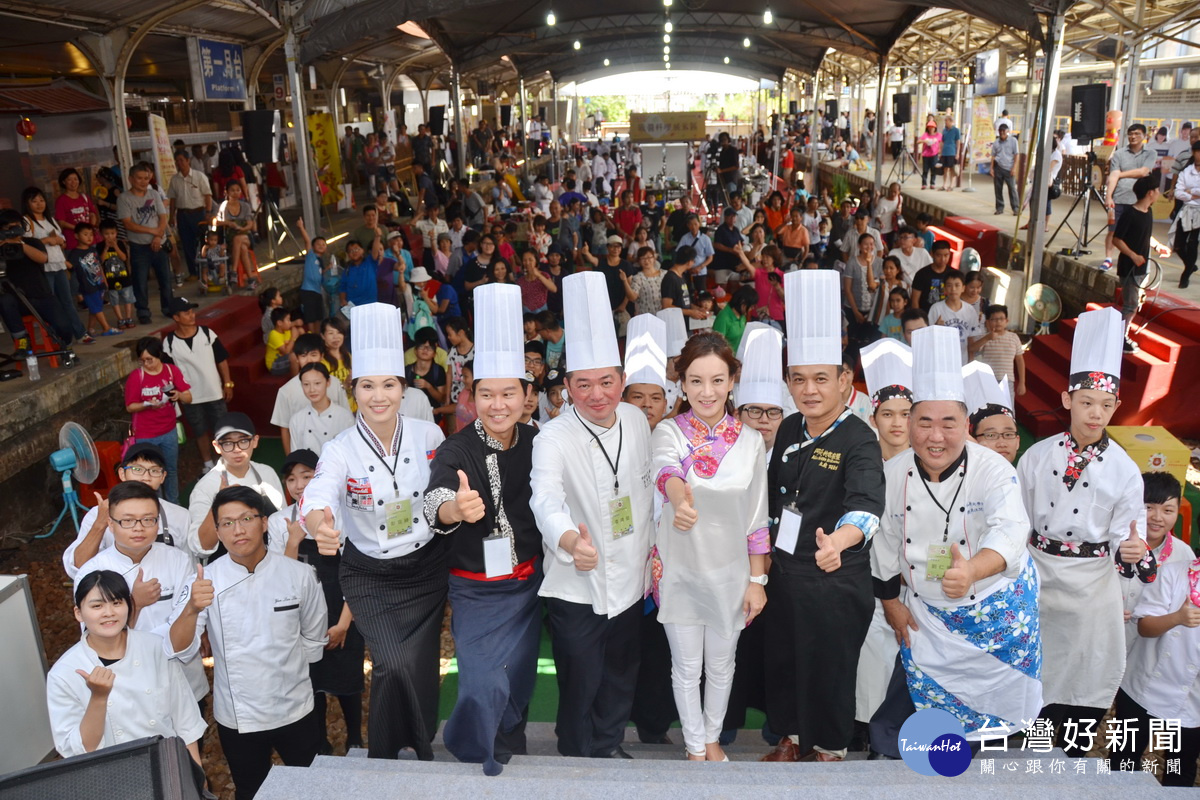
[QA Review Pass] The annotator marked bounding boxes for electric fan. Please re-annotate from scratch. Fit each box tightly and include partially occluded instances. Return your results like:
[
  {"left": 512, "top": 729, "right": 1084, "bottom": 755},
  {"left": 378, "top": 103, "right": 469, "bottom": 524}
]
[
  {"left": 1023, "top": 283, "right": 1063, "bottom": 336},
  {"left": 39, "top": 421, "right": 100, "bottom": 539},
  {"left": 960, "top": 246, "right": 982, "bottom": 273}
]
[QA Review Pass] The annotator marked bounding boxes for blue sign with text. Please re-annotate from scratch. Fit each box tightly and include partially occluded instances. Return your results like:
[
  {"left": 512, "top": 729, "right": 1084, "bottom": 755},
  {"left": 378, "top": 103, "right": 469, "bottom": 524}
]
[{"left": 192, "top": 38, "right": 246, "bottom": 102}]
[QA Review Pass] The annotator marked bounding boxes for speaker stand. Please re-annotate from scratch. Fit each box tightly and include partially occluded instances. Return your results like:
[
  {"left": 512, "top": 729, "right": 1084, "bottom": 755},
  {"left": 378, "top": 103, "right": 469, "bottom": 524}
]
[
  {"left": 250, "top": 163, "right": 303, "bottom": 261},
  {"left": 1048, "top": 182, "right": 1107, "bottom": 258},
  {"left": 885, "top": 140, "right": 920, "bottom": 186}
]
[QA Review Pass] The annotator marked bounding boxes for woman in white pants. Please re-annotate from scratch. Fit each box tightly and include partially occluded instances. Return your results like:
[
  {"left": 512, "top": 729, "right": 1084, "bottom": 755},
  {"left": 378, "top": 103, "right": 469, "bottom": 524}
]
[{"left": 652, "top": 331, "right": 770, "bottom": 761}]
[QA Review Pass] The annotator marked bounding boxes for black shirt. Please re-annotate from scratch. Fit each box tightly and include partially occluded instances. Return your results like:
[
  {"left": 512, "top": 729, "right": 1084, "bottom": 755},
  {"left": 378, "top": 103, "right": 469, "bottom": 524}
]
[
  {"left": 911, "top": 264, "right": 950, "bottom": 312},
  {"left": 665, "top": 209, "right": 691, "bottom": 244},
  {"left": 3, "top": 237, "right": 51, "bottom": 299},
  {"left": 1113, "top": 205, "right": 1153, "bottom": 278},
  {"left": 712, "top": 223, "right": 743, "bottom": 271},
  {"left": 660, "top": 269, "right": 692, "bottom": 310},
  {"left": 596, "top": 260, "right": 634, "bottom": 312},
  {"left": 718, "top": 144, "right": 740, "bottom": 173},
  {"left": 405, "top": 361, "right": 447, "bottom": 407}
]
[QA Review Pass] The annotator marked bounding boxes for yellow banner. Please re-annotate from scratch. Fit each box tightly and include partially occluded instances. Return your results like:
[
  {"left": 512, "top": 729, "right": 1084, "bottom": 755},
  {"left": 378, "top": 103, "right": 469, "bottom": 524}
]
[
  {"left": 628, "top": 112, "right": 707, "bottom": 143},
  {"left": 148, "top": 114, "right": 176, "bottom": 186},
  {"left": 307, "top": 112, "right": 344, "bottom": 206}
]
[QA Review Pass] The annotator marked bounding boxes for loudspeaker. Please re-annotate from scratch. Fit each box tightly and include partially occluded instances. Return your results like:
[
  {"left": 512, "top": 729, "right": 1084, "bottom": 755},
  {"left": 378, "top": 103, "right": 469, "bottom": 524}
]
[
  {"left": 892, "top": 92, "right": 912, "bottom": 125},
  {"left": 240, "top": 109, "right": 279, "bottom": 164},
  {"left": 824, "top": 99, "right": 838, "bottom": 122},
  {"left": 476, "top": 80, "right": 490, "bottom": 97},
  {"left": 538, "top": 105, "right": 547, "bottom": 121},
  {"left": 500, "top": 105, "right": 512, "bottom": 127},
  {"left": 428, "top": 105, "right": 446, "bottom": 136},
  {"left": 789, "top": 100, "right": 798, "bottom": 115},
  {"left": 0, "top": 736, "right": 202, "bottom": 800},
  {"left": 1071, "top": 83, "right": 1109, "bottom": 142},
  {"left": 936, "top": 88, "right": 955, "bottom": 113}
]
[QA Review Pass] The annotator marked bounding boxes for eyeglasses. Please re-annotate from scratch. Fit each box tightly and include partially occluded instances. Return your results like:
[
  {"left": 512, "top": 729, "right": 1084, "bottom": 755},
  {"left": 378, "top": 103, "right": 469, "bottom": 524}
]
[
  {"left": 742, "top": 406, "right": 784, "bottom": 420},
  {"left": 217, "top": 438, "right": 254, "bottom": 452},
  {"left": 122, "top": 465, "right": 166, "bottom": 478},
  {"left": 217, "top": 513, "right": 264, "bottom": 531},
  {"left": 138, "top": 356, "right": 159, "bottom": 366},
  {"left": 114, "top": 516, "right": 159, "bottom": 529},
  {"left": 525, "top": 356, "right": 544, "bottom": 365},
  {"left": 977, "top": 431, "right": 1019, "bottom": 442}
]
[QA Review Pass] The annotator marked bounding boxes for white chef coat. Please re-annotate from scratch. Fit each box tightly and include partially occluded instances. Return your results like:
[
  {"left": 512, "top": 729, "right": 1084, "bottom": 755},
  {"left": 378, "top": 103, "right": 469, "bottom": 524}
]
[
  {"left": 401, "top": 388, "right": 435, "bottom": 423},
  {"left": 266, "top": 502, "right": 338, "bottom": 555},
  {"left": 75, "top": 543, "right": 208, "bottom": 700},
  {"left": 846, "top": 389, "right": 874, "bottom": 429},
  {"left": 46, "top": 629, "right": 207, "bottom": 758},
  {"left": 63, "top": 499, "right": 192, "bottom": 579},
  {"left": 288, "top": 403, "right": 355, "bottom": 455},
  {"left": 531, "top": 402, "right": 655, "bottom": 618},
  {"left": 168, "top": 551, "right": 327, "bottom": 733},
  {"left": 1018, "top": 433, "right": 1146, "bottom": 708},
  {"left": 1123, "top": 558, "right": 1200, "bottom": 727},
  {"left": 1122, "top": 533, "right": 1189, "bottom": 653},
  {"left": 300, "top": 414, "right": 444, "bottom": 559},
  {"left": 271, "top": 373, "right": 350, "bottom": 431},
  {"left": 187, "top": 461, "right": 285, "bottom": 556}
]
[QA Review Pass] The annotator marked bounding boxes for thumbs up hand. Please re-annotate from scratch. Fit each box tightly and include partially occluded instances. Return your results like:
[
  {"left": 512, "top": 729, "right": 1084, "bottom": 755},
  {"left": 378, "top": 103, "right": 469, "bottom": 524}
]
[
  {"left": 219, "top": 470, "right": 230, "bottom": 490},
  {"left": 1118, "top": 521, "right": 1148, "bottom": 565},
  {"left": 188, "top": 564, "right": 214, "bottom": 612},
  {"left": 93, "top": 492, "right": 109, "bottom": 528},
  {"left": 75, "top": 666, "right": 115, "bottom": 698},
  {"left": 454, "top": 469, "right": 486, "bottom": 524},
  {"left": 672, "top": 482, "right": 698, "bottom": 531},
  {"left": 314, "top": 506, "right": 342, "bottom": 556},
  {"left": 941, "top": 544, "right": 973, "bottom": 599},
  {"left": 132, "top": 567, "right": 161, "bottom": 608},
  {"left": 1178, "top": 596, "right": 1200, "bottom": 629},
  {"left": 571, "top": 523, "right": 598, "bottom": 572},
  {"left": 814, "top": 527, "right": 842, "bottom": 572}
]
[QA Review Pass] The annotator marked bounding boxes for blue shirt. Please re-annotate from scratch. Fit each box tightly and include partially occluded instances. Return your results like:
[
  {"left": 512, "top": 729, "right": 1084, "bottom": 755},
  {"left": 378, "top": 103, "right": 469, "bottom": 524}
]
[
  {"left": 676, "top": 231, "right": 714, "bottom": 275},
  {"left": 435, "top": 284, "right": 460, "bottom": 318},
  {"left": 301, "top": 251, "right": 323, "bottom": 293},
  {"left": 338, "top": 257, "right": 378, "bottom": 306},
  {"left": 941, "top": 126, "right": 961, "bottom": 157}
]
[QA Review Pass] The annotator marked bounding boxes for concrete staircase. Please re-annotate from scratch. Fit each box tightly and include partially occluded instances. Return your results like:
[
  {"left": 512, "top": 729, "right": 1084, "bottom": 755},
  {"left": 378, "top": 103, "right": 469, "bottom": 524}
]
[{"left": 254, "top": 722, "right": 1168, "bottom": 799}]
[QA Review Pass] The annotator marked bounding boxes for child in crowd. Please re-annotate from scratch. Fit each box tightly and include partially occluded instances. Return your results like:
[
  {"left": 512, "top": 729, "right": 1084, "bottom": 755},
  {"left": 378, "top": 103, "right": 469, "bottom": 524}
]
[
  {"left": 927, "top": 269, "right": 980, "bottom": 364},
  {"left": 544, "top": 369, "right": 567, "bottom": 420},
  {"left": 259, "top": 286, "right": 283, "bottom": 343},
  {"left": 455, "top": 360, "right": 477, "bottom": 429},
  {"left": 1120, "top": 472, "right": 1188, "bottom": 652},
  {"left": 265, "top": 307, "right": 296, "bottom": 376},
  {"left": 879, "top": 287, "right": 908, "bottom": 341},
  {"left": 968, "top": 304, "right": 1026, "bottom": 398},
  {"left": 813, "top": 218, "right": 831, "bottom": 262},
  {"left": 272, "top": 333, "right": 351, "bottom": 450},
  {"left": 68, "top": 223, "right": 118, "bottom": 337},
  {"left": 962, "top": 270, "right": 986, "bottom": 318},
  {"left": 523, "top": 312, "right": 541, "bottom": 343},
  {"left": 872, "top": 255, "right": 908, "bottom": 325},
  {"left": 530, "top": 215, "right": 552, "bottom": 257},
  {"left": 690, "top": 291, "right": 716, "bottom": 332},
  {"left": 296, "top": 218, "right": 327, "bottom": 332},
  {"left": 289, "top": 363, "right": 354, "bottom": 455},
  {"left": 200, "top": 228, "right": 229, "bottom": 289},
  {"left": 914, "top": 212, "right": 935, "bottom": 250},
  {"left": 99, "top": 220, "right": 135, "bottom": 330}
]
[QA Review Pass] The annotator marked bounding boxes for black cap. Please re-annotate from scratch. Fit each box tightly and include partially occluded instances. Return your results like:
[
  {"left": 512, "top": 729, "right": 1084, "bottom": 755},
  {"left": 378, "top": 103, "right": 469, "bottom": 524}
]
[
  {"left": 167, "top": 297, "right": 199, "bottom": 316},
  {"left": 723, "top": 207, "right": 737, "bottom": 217},
  {"left": 545, "top": 369, "right": 565, "bottom": 390},
  {"left": 214, "top": 411, "right": 256, "bottom": 440},
  {"left": 283, "top": 448, "right": 319, "bottom": 473},
  {"left": 121, "top": 442, "right": 165, "bottom": 466}
]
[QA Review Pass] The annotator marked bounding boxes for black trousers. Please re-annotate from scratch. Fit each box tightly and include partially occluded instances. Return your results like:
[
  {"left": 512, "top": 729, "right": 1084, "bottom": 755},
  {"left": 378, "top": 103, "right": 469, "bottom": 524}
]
[
  {"left": 630, "top": 603, "right": 678, "bottom": 739},
  {"left": 1107, "top": 687, "right": 1200, "bottom": 786},
  {"left": 217, "top": 708, "right": 319, "bottom": 800},
  {"left": 868, "top": 653, "right": 912, "bottom": 758},
  {"left": 1175, "top": 223, "right": 1199, "bottom": 277},
  {"left": 339, "top": 537, "right": 448, "bottom": 760},
  {"left": 1040, "top": 702, "right": 1108, "bottom": 758},
  {"left": 546, "top": 597, "right": 641, "bottom": 757},
  {"left": 993, "top": 165, "right": 1018, "bottom": 212}
]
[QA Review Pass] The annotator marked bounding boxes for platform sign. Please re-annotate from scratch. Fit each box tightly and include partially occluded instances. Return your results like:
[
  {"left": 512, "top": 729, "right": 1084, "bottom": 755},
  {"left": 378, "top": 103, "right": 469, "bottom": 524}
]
[
  {"left": 628, "top": 111, "right": 706, "bottom": 143},
  {"left": 273, "top": 74, "right": 286, "bottom": 101},
  {"left": 187, "top": 37, "right": 247, "bottom": 102},
  {"left": 932, "top": 60, "right": 949, "bottom": 84},
  {"left": 974, "top": 48, "right": 1006, "bottom": 96}
]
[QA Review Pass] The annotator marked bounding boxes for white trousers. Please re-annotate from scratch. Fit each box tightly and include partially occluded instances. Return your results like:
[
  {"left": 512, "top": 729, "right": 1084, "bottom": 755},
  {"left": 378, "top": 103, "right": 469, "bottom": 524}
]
[{"left": 663, "top": 622, "right": 741, "bottom": 756}]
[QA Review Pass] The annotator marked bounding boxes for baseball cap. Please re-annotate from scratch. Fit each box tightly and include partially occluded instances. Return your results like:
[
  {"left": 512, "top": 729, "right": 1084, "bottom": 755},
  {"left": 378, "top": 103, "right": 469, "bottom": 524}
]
[
  {"left": 167, "top": 297, "right": 199, "bottom": 316},
  {"left": 214, "top": 411, "right": 256, "bottom": 441},
  {"left": 283, "top": 448, "right": 319, "bottom": 473},
  {"left": 120, "top": 442, "right": 165, "bottom": 467},
  {"left": 606, "top": 235, "right": 623, "bottom": 246}
]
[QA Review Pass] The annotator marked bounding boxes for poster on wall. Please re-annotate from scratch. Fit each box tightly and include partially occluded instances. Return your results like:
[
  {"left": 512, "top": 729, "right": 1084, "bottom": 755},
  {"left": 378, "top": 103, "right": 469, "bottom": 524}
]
[
  {"left": 187, "top": 38, "right": 247, "bottom": 102},
  {"left": 148, "top": 113, "right": 176, "bottom": 186},
  {"left": 628, "top": 111, "right": 706, "bottom": 143},
  {"left": 307, "top": 112, "right": 344, "bottom": 206},
  {"left": 974, "top": 49, "right": 1006, "bottom": 96}
]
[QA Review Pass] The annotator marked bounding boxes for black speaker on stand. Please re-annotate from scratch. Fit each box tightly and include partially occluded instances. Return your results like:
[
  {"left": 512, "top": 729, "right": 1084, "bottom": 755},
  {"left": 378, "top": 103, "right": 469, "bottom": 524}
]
[
  {"left": 500, "top": 104, "right": 512, "bottom": 127},
  {"left": 240, "top": 109, "right": 279, "bottom": 164},
  {"left": 1070, "top": 83, "right": 1109, "bottom": 142},
  {"left": 892, "top": 92, "right": 912, "bottom": 125},
  {"left": 788, "top": 100, "right": 798, "bottom": 115},
  {"left": 0, "top": 736, "right": 203, "bottom": 800},
  {"left": 824, "top": 99, "right": 838, "bottom": 122},
  {"left": 428, "top": 105, "right": 447, "bottom": 136}
]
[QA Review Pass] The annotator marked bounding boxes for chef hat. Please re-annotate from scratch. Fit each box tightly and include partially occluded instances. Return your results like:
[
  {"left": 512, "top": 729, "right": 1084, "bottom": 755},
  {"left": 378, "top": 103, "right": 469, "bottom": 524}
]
[
  {"left": 351, "top": 303, "right": 406, "bottom": 379},
  {"left": 1068, "top": 306, "right": 1123, "bottom": 395},
  {"left": 736, "top": 324, "right": 785, "bottom": 408},
  {"left": 861, "top": 338, "right": 913, "bottom": 409},
  {"left": 785, "top": 270, "right": 841, "bottom": 367},
  {"left": 963, "top": 361, "right": 1016, "bottom": 432},
  {"left": 656, "top": 307, "right": 688, "bottom": 358},
  {"left": 625, "top": 313, "right": 667, "bottom": 389},
  {"left": 473, "top": 284, "right": 526, "bottom": 381},
  {"left": 736, "top": 321, "right": 774, "bottom": 362},
  {"left": 911, "top": 325, "right": 965, "bottom": 404},
  {"left": 564, "top": 272, "right": 621, "bottom": 371}
]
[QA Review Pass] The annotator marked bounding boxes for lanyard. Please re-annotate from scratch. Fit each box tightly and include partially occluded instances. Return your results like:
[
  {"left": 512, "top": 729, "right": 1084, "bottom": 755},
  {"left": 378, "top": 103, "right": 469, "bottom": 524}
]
[
  {"left": 780, "top": 408, "right": 851, "bottom": 507},
  {"left": 575, "top": 410, "right": 623, "bottom": 493},
  {"left": 918, "top": 452, "right": 968, "bottom": 543},
  {"left": 357, "top": 424, "right": 404, "bottom": 494},
  {"left": 155, "top": 499, "right": 173, "bottom": 547}
]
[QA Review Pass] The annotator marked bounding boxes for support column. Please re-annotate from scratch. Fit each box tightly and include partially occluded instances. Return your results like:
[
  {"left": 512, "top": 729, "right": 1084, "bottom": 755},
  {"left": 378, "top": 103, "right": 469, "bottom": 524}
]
[
  {"left": 518, "top": 76, "right": 528, "bottom": 166},
  {"left": 450, "top": 65, "right": 467, "bottom": 178},
  {"left": 551, "top": 79, "right": 560, "bottom": 182},
  {"left": 1122, "top": 0, "right": 1146, "bottom": 130},
  {"left": 915, "top": 64, "right": 924, "bottom": 128},
  {"left": 284, "top": 24, "right": 317, "bottom": 233},
  {"left": 874, "top": 55, "right": 889, "bottom": 193},
  {"left": 809, "top": 72, "right": 819, "bottom": 191}
]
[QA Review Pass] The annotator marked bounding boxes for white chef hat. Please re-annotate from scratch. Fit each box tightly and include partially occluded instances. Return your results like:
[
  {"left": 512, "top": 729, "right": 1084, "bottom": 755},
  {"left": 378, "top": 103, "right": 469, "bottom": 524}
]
[
  {"left": 736, "top": 324, "right": 785, "bottom": 408},
  {"left": 625, "top": 313, "right": 668, "bottom": 389},
  {"left": 564, "top": 272, "right": 621, "bottom": 371},
  {"left": 656, "top": 307, "right": 688, "bottom": 358},
  {"left": 785, "top": 270, "right": 842, "bottom": 367},
  {"left": 1068, "top": 306, "right": 1123, "bottom": 395},
  {"left": 962, "top": 360, "right": 1016, "bottom": 431},
  {"left": 351, "top": 303, "right": 406, "bottom": 379},
  {"left": 736, "top": 321, "right": 774, "bottom": 362},
  {"left": 861, "top": 338, "right": 913, "bottom": 409},
  {"left": 911, "top": 325, "right": 965, "bottom": 404},
  {"left": 473, "top": 283, "right": 525, "bottom": 381}
]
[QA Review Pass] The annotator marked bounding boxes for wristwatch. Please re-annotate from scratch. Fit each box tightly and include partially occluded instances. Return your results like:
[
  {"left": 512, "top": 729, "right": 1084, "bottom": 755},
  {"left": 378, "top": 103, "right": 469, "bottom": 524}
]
[{"left": 748, "top": 574, "right": 768, "bottom": 586}]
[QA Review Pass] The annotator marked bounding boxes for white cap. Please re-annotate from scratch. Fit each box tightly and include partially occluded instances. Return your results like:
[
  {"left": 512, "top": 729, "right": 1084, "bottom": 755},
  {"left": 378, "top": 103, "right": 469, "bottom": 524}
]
[
  {"left": 625, "top": 314, "right": 668, "bottom": 389},
  {"left": 861, "top": 338, "right": 913, "bottom": 406},
  {"left": 656, "top": 307, "right": 688, "bottom": 358},
  {"left": 911, "top": 326, "right": 965, "bottom": 404},
  {"left": 473, "top": 284, "right": 525, "bottom": 381},
  {"left": 785, "top": 271, "right": 842, "bottom": 367},
  {"left": 736, "top": 324, "right": 785, "bottom": 408},
  {"left": 351, "top": 303, "right": 406, "bottom": 379},
  {"left": 564, "top": 272, "right": 621, "bottom": 371},
  {"left": 962, "top": 361, "right": 1011, "bottom": 416},
  {"left": 1068, "top": 306, "right": 1123, "bottom": 394}
]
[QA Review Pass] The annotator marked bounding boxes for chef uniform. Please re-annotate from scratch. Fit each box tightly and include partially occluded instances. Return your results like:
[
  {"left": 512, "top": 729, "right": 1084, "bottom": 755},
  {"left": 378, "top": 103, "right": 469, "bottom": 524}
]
[
  {"left": 853, "top": 337, "right": 912, "bottom": 731},
  {"left": 657, "top": 306, "right": 687, "bottom": 413},
  {"left": 299, "top": 303, "right": 448, "bottom": 761},
  {"left": 1122, "top": 529, "right": 1190, "bottom": 653},
  {"left": 963, "top": 362, "right": 1015, "bottom": 436},
  {"left": 1016, "top": 307, "right": 1150, "bottom": 752},
  {"left": 869, "top": 326, "right": 1041, "bottom": 757},
  {"left": 187, "top": 453, "right": 285, "bottom": 558},
  {"left": 531, "top": 271, "right": 656, "bottom": 758},
  {"left": 64, "top": 498, "right": 192, "bottom": 579},
  {"left": 762, "top": 270, "right": 885, "bottom": 759},
  {"left": 423, "top": 284, "right": 544, "bottom": 776}
]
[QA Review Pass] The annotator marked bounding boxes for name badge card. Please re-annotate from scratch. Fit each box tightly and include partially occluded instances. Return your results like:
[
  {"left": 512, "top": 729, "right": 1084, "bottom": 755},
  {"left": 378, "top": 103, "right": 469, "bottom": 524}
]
[
  {"left": 384, "top": 497, "right": 413, "bottom": 539},
  {"left": 776, "top": 507, "right": 801, "bottom": 555},
  {"left": 483, "top": 532, "right": 514, "bottom": 579},
  {"left": 610, "top": 496, "right": 634, "bottom": 539},
  {"left": 926, "top": 544, "right": 951, "bottom": 581}
]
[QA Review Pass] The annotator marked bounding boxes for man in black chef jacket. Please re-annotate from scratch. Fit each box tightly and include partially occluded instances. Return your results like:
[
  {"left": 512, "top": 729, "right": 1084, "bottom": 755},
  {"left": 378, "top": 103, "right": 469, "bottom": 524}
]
[{"left": 760, "top": 271, "right": 884, "bottom": 763}]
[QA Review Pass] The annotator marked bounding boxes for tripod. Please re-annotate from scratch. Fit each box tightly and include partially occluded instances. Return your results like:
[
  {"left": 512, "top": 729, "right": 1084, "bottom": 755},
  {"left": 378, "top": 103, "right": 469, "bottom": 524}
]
[
  {"left": 0, "top": 276, "right": 76, "bottom": 377},
  {"left": 886, "top": 133, "right": 921, "bottom": 185},
  {"left": 1048, "top": 152, "right": 1107, "bottom": 258},
  {"left": 250, "top": 163, "right": 304, "bottom": 261}
]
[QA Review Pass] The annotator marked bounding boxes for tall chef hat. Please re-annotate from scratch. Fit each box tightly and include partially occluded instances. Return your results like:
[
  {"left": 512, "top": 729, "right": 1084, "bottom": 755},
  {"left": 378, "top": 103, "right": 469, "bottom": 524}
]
[
  {"left": 351, "top": 302, "right": 406, "bottom": 379},
  {"left": 861, "top": 338, "right": 913, "bottom": 409},
  {"left": 911, "top": 325, "right": 965, "bottom": 404},
  {"left": 656, "top": 307, "right": 688, "bottom": 359},
  {"left": 784, "top": 270, "right": 841, "bottom": 367},
  {"left": 473, "top": 284, "right": 526, "bottom": 381},
  {"left": 1067, "top": 306, "right": 1123, "bottom": 395},
  {"left": 625, "top": 313, "right": 668, "bottom": 390},
  {"left": 563, "top": 272, "right": 621, "bottom": 371},
  {"left": 962, "top": 361, "right": 1016, "bottom": 433},
  {"left": 736, "top": 324, "right": 785, "bottom": 408}
]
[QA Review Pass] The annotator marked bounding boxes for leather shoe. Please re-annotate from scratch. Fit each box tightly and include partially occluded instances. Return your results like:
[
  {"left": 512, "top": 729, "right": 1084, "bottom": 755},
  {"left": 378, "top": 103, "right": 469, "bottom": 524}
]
[
  {"left": 868, "top": 750, "right": 900, "bottom": 760},
  {"left": 637, "top": 728, "right": 673, "bottom": 745},
  {"left": 760, "top": 739, "right": 802, "bottom": 762},
  {"left": 592, "top": 746, "right": 633, "bottom": 759}
]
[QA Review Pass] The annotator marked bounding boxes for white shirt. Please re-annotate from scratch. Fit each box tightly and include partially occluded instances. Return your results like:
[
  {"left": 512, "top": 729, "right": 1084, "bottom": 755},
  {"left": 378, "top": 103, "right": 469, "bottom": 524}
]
[
  {"left": 289, "top": 403, "right": 355, "bottom": 456},
  {"left": 1122, "top": 533, "right": 1189, "bottom": 653},
  {"left": 928, "top": 300, "right": 982, "bottom": 364},
  {"left": 271, "top": 373, "right": 350, "bottom": 430},
  {"left": 162, "top": 326, "right": 223, "bottom": 404},
  {"left": 166, "top": 169, "right": 212, "bottom": 211},
  {"left": 168, "top": 551, "right": 327, "bottom": 733},
  {"left": 888, "top": 246, "right": 932, "bottom": 278},
  {"left": 995, "top": 117, "right": 1012, "bottom": 134},
  {"left": 63, "top": 499, "right": 192, "bottom": 579},
  {"left": 300, "top": 415, "right": 444, "bottom": 559},
  {"left": 531, "top": 403, "right": 655, "bottom": 617},
  {"left": 187, "top": 462, "right": 285, "bottom": 555},
  {"left": 402, "top": 387, "right": 436, "bottom": 422},
  {"left": 47, "top": 629, "right": 206, "bottom": 757},
  {"left": 531, "top": 183, "right": 554, "bottom": 215},
  {"left": 1123, "top": 558, "right": 1200, "bottom": 726},
  {"left": 415, "top": 217, "right": 449, "bottom": 251}
]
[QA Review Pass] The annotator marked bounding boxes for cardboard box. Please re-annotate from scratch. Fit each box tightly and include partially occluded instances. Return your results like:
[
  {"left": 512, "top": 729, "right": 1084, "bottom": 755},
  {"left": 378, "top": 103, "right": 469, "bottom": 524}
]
[{"left": 1106, "top": 425, "right": 1191, "bottom": 487}]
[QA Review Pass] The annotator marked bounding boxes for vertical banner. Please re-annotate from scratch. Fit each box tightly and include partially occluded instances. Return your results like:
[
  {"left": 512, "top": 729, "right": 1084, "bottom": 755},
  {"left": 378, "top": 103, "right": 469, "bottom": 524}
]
[
  {"left": 306, "top": 112, "right": 344, "bottom": 206},
  {"left": 932, "top": 61, "right": 949, "bottom": 84},
  {"left": 970, "top": 96, "right": 993, "bottom": 168},
  {"left": 148, "top": 114, "right": 176, "bottom": 186}
]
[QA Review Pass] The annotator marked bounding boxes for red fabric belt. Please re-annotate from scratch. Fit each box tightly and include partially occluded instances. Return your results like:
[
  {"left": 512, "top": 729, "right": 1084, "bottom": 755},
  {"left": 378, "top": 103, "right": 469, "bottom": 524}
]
[{"left": 450, "top": 556, "right": 537, "bottom": 582}]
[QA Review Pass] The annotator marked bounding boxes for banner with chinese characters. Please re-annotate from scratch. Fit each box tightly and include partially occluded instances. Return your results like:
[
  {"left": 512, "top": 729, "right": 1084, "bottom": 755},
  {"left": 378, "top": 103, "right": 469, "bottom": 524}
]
[
  {"left": 148, "top": 114, "right": 176, "bottom": 186},
  {"left": 969, "top": 96, "right": 993, "bottom": 166},
  {"left": 307, "top": 112, "right": 344, "bottom": 206},
  {"left": 628, "top": 112, "right": 707, "bottom": 143},
  {"left": 187, "top": 38, "right": 247, "bottom": 102},
  {"left": 932, "top": 61, "right": 949, "bottom": 84}
]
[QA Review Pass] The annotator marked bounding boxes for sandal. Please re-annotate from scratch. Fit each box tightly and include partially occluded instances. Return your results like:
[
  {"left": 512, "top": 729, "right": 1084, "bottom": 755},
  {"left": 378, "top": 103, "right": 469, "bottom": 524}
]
[{"left": 101, "top": 328, "right": 120, "bottom": 336}]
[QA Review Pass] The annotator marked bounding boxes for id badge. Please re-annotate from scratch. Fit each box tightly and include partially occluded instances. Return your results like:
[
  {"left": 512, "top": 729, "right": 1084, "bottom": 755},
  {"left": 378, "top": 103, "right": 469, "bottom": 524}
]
[
  {"left": 776, "top": 507, "right": 801, "bottom": 555},
  {"left": 610, "top": 496, "right": 634, "bottom": 539},
  {"left": 384, "top": 497, "right": 413, "bottom": 539},
  {"left": 483, "top": 533, "right": 515, "bottom": 579},
  {"left": 926, "top": 543, "right": 951, "bottom": 582}
]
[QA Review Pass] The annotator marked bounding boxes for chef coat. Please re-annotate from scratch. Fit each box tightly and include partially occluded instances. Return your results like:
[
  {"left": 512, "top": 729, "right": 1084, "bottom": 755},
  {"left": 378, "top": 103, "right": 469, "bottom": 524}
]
[
  {"left": 46, "top": 629, "right": 207, "bottom": 758},
  {"left": 288, "top": 403, "right": 356, "bottom": 456},
  {"left": 1124, "top": 558, "right": 1200, "bottom": 727},
  {"left": 187, "top": 461, "right": 285, "bottom": 556},
  {"left": 168, "top": 550, "right": 327, "bottom": 733},
  {"left": 1123, "top": 533, "right": 1190, "bottom": 653},
  {"left": 531, "top": 402, "right": 655, "bottom": 618},
  {"left": 270, "top": 372, "right": 351, "bottom": 430},
  {"left": 64, "top": 499, "right": 191, "bottom": 578},
  {"left": 300, "top": 414, "right": 444, "bottom": 559}
]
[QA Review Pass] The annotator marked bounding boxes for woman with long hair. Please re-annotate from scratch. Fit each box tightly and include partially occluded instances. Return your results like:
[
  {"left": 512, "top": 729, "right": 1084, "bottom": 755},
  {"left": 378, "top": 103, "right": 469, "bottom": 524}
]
[
  {"left": 215, "top": 180, "right": 257, "bottom": 289},
  {"left": 23, "top": 186, "right": 88, "bottom": 343}
]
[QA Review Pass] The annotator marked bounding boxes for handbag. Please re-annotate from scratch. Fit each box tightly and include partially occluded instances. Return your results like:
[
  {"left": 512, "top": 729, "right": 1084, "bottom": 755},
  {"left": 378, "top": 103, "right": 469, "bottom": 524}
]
[{"left": 1048, "top": 179, "right": 1062, "bottom": 201}]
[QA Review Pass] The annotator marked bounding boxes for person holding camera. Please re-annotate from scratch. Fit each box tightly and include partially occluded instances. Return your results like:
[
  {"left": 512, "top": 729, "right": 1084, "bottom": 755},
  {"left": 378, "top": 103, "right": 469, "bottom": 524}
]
[
  {"left": 125, "top": 337, "right": 191, "bottom": 504},
  {"left": 0, "top": 207, "right": 74, "bottom": 353}
]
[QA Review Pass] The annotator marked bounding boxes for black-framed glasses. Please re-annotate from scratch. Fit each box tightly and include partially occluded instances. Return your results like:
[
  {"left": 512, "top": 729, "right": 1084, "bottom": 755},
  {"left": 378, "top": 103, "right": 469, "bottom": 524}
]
[
  {"left": 217, "top": 438, "right": 254, "bottom": 452},
  {"left": 977, "top": 431, "right": 1019, "bottom": 442},
  {"left": 114, "top": 516, "right": 159, "bottom": 529},
  {"left": 742, "top": 406, "right": 783, "bottom": 420},
  {"left": 217, "top": 513, "right": 264, "bottom": 531},
  {"left": 122, "top": 465, "right": 166, "bottom": 478}
]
